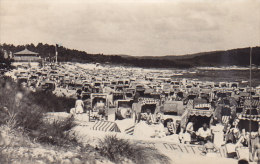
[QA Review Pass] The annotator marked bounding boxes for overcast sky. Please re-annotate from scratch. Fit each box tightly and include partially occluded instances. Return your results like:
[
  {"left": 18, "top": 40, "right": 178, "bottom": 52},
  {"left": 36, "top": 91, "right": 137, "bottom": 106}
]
[{"left": 0, "top": 0, "right": 259, "bottom": 56}]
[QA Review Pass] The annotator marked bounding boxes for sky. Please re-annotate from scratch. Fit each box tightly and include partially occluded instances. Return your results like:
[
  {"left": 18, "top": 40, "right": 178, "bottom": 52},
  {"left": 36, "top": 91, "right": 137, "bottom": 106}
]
[{"left": 0, "top": 0, "right": 259, "bottom": 56}]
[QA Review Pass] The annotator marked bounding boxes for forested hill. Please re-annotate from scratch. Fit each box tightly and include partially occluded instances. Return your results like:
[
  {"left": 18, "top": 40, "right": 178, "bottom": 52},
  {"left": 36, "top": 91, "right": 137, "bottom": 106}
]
[{"left": 1, "top": 43, "right": 260, "bottom": 68}]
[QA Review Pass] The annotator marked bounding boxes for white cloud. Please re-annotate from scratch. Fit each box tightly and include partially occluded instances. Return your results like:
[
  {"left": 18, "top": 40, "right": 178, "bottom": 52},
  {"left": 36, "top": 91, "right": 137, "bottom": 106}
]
[{"left": 0, "top": 0, "right": 259, "bottom": 56}]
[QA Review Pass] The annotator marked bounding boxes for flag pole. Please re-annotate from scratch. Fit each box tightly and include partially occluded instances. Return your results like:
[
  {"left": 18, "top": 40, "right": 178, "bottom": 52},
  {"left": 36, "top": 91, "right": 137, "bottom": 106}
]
[
  {"left": 249, "top": 47, "right": 252, "bottom": 159},
  {"left": 55, "top": 44, "right": 58, "bottom": 64}
]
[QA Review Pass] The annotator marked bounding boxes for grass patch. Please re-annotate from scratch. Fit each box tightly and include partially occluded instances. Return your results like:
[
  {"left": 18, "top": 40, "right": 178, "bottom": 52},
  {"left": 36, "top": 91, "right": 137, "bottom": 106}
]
[
  {"left": 0, "top": 152, "right": 9, "bottom": 164},
  {"left": 98, "top": 135, "right": 171, "bottom": 164},
  {"left": 0, "top": 76, "right": 77, "bottom": 146},
  {"left": 36, "top": 116, "right": 77, "bottom": 147}
]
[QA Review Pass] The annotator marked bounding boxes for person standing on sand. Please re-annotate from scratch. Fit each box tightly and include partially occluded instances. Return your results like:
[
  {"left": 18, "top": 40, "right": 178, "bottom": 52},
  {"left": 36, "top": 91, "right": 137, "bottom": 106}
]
[
  {"left": 211, "top": 120, "right": 225, "bottom": 148},
  {"left": 251, "top": 127, "right": 260, "bottom": 163},
  {"left": 75, "top": 95, "right": 84, "bottom": 114}
]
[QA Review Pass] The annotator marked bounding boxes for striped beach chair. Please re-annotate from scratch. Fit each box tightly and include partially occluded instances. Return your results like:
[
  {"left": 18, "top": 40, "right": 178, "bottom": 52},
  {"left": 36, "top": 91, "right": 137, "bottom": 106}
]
[{"left": 92, "top": 120, "right": 121, "bottom": 132}]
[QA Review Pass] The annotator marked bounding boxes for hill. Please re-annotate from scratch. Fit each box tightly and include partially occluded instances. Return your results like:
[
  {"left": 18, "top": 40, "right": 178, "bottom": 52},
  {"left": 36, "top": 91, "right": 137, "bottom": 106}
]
[
  {"left": 133, "top": 50, "right": 223, "bottom": 60},
  {"left": 128, "top": 47, "right": 260, "bottom": 67},
  {"left": 176, "top": 47, "right": 260, "bottom": 67},
  {"left": 1, "top": 43, "right": 259, "bottom": 68}
]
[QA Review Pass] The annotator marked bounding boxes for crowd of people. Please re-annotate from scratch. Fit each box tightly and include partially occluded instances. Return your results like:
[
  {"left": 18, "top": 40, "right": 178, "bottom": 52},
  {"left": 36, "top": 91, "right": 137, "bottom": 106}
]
[
  {"left": 135, "top": 107, "right": 260, "bottom": 162},
  {"left": 3, "top": 62, "right": 260, "bottom": 162}
]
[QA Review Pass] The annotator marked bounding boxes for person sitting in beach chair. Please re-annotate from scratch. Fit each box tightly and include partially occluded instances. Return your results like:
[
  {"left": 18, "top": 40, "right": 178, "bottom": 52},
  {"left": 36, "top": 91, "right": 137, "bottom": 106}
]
[
  {"left": 197, "top": 123, "right": 212, "bottom": 145},
  {"left": 146, "top": 109, "right": 155, "bottom": 125},
  {"left": 92, "top": 99, "right": 106, "bottom": 120},
  {"left": 185, "top": 120, "right": 196, "bottom": 143},
  {"left": 140, "top": 112, "right": 148, "bottom": 121},
  {"left": 226, "top": 126, "right": 240, "bottom": 144},
  {"left": 98, "top": 107, "right": 106, "bottom": 120},
  {"left": 202, "top": 138, "right": 219, "bottom": 157},
  {"left": 155, "top": 112, "right": 163, "bottom": 123},
  {"left": 165, "top": 120, "right": 176, "bottom": 135}
]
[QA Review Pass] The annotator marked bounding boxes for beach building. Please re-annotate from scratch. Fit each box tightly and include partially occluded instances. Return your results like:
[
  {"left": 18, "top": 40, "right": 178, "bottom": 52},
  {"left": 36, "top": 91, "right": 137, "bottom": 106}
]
[{"left": 12, "top": 48, "right": 41, "bottom": 67}]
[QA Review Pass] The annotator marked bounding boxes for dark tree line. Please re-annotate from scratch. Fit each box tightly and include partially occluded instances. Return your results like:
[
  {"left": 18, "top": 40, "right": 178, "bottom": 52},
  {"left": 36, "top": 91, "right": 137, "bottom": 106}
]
[
  {"left": 178, "top": 47, "right": 260, "bottom": 67},
  {"left": 0, "top": 43, "right": 259, "bottom": 68},
  {"left": 0, "top": 50, "right": 13, "bottom": 70}
]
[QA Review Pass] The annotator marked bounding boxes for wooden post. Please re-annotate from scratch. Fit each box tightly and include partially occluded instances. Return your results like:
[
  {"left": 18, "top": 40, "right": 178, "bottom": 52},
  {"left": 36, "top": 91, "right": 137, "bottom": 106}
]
[{"left": 249, "top": 47, "right": 253, "bottom": 160}]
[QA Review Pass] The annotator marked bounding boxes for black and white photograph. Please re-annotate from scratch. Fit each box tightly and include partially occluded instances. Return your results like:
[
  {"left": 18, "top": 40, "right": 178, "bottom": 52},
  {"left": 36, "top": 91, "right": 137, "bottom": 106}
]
[{"left": 0, "top": 0, "right": 260, "bottom": 164}]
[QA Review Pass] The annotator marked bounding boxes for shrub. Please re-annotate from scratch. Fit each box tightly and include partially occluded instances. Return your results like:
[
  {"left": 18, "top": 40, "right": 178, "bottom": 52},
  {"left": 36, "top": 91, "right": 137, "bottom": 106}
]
[
  {"left": 0, "top": 77, "right": 77, "bottom": 147},
  {"left": 16, "top": 103, "right": 45, "bottom": 131},
  {"left": 0, "top": 152, "right": 9, "bottom": 164},
  {"left": 29, "top": 91, "right": 75, "bottom": 112},
  {"left": 0, "top": 77, "right": 45, "bottom": 131},
  {"left": 98, "top": 135, "right": 170, "bottom": 164},
  {"left": 36, "top": 116, "right": 77, "bottom": 147}
]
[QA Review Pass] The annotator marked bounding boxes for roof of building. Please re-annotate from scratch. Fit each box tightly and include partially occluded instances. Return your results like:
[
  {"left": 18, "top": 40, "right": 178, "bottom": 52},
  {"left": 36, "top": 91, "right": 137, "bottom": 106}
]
[{"left": 14, "top": 48, "right": 38, "bottom": 55}]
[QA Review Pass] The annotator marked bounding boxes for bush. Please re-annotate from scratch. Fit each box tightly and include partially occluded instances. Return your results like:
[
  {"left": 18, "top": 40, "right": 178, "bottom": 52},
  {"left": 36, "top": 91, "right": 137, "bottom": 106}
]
[
  {"left": 36, "top": 116, "right": 77, "bottom": 147},
  {"left": 16, "top": 104, "right": 45, "bottom": 131},
  {"left": 0, "top": 77, "right": 77, "bottom": 147},
  {"left": 0, "top": 76, "right": 75, "bottom": 130},
  {"left": 0, "top": 77, "right": 43, "bottom": 130},
  {"left": 29, "top": 91, "right": 75, "bottom": 112},
  {"left": 0, "top": 152, "right": 9, "bottom": 164},
  {"left": 98, "top": 135, "right": 170, "bottom": 164}
]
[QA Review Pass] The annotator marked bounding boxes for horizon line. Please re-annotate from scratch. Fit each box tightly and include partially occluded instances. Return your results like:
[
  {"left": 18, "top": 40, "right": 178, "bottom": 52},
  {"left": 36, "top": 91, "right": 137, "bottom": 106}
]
[{"left": 0, "top": 42, "right": 259, "bottom": 57}]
